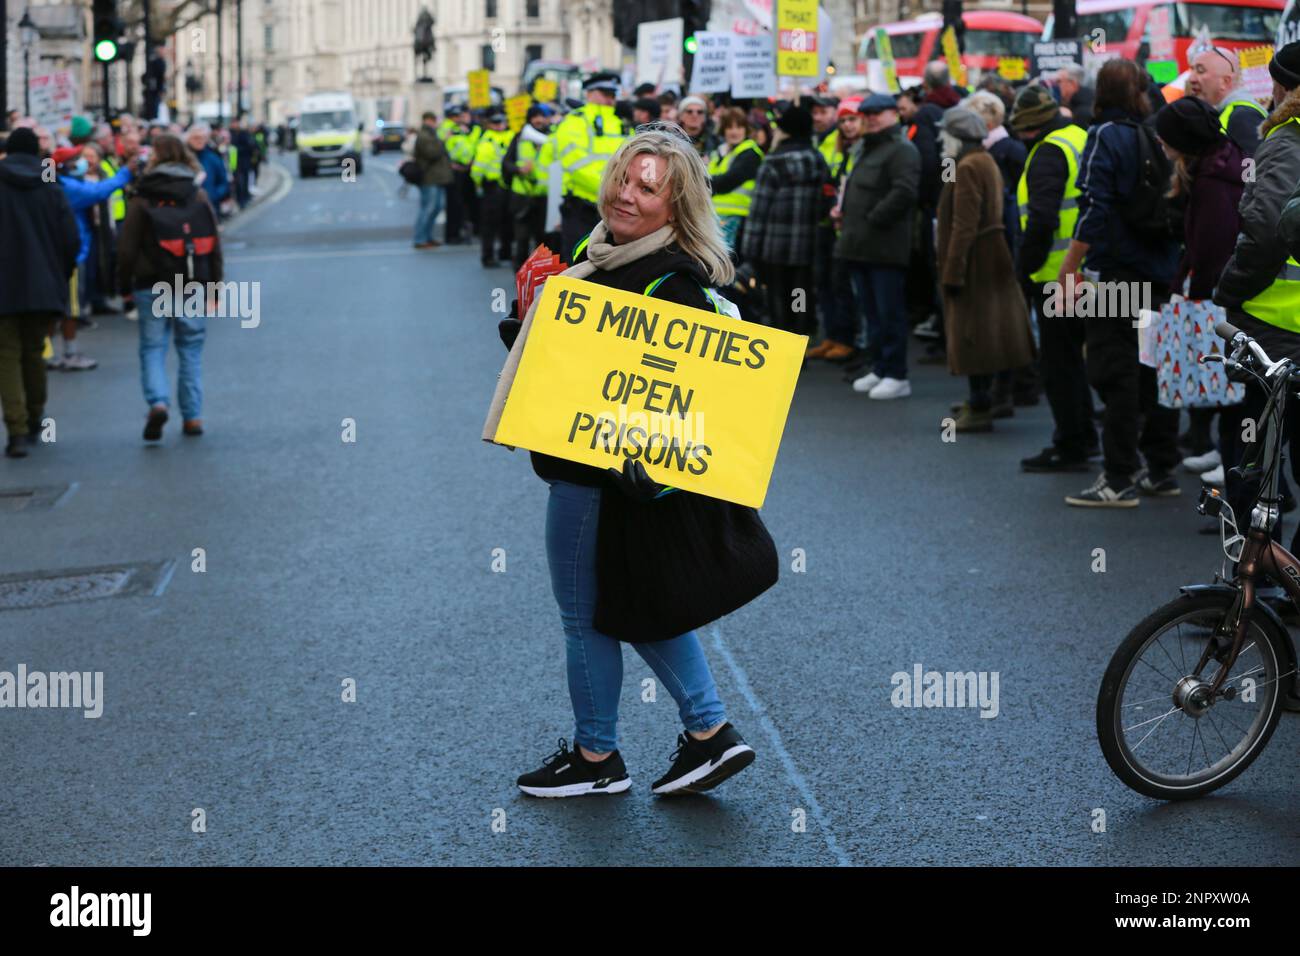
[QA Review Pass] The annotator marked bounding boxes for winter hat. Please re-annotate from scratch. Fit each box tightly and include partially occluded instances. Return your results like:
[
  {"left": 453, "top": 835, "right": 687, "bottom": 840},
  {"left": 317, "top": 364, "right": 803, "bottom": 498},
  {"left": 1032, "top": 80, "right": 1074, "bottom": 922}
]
[
  {"left": 938, "top": 107, "right": 987, "bottom": 143},
  {"left": 775, "top": 104, "right": 813, "bottom": 138},
  {"left": 3, "top": 127, "right": 40, "bottom": 156},
  {"left": 857, "top": 92, "right": 899, "bottom": 114},
  {"left": 1270, "top": 41, "right": 1300, "bottom": 91},
  {"left": 69, "top": 115, "right": 93, "bottom": 142},
  {"left": 1009, "top": 84, "right": 1060, "bottom": 132},
  {"left": 52, "top": 145, "right": 82, "bottom": 166},
  {"left": 1155, "top": 96, "right": 1225, "bottom": 155}
]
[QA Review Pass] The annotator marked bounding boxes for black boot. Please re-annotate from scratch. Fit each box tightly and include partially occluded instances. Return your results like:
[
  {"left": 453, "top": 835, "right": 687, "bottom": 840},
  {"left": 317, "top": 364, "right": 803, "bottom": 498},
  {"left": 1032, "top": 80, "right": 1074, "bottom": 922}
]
[{"left": 5, "top": 435, "right": 29, "bottom": 458}]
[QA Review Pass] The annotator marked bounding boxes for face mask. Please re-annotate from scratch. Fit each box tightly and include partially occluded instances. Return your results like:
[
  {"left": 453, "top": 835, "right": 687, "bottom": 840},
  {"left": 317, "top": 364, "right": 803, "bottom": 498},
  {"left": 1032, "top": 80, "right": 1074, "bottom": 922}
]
[{"left": 71, "top": 158, "right": 88, "bottom": 176}]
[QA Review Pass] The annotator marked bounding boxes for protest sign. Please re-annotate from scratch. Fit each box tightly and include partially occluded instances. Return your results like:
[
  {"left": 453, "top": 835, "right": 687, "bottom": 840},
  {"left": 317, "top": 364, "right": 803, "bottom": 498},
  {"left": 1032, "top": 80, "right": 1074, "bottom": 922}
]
[
  {"left": 775, "top": 0, "right": 819, "bottom": 76},
  {"left": 467, "top": 70, "right": 492, "bottom": 108},
  {"left": 1240, "top": 45, "right": 1274, "bottom": 104},
  {"left": 637, "top": 18, "right": 684, "bottom": 86},
  {"left": 731, "top": 34, "right": 777, "bottom": 97},
  {"left": 1033, "top": 38, "right": 1082, "bottom": 81},
  {"left": 28, "top": 71, "right": 79, "bottom": 131},
  {"left": 877, "top": 28, "right": 901, "bottom": 93},
  {"left": 505, "top": 93, "right": 531, "bottom": 131},
  {"left": 483, "top": 276, "right": 805, "bottom": 508},
  {"left": 940, "top": 25, "right": 967, "bottom": 87},
  {"left": 691, "top": 32, "right": 734, "bottom": 92},
  {"left": 533, "top": 77, "right": 558, "bottom": 103}
]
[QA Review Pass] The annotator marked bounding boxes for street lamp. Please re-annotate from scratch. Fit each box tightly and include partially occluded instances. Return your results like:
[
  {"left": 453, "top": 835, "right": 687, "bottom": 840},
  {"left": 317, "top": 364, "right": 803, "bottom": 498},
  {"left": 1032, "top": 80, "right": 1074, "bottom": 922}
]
[{"left": 19, "top": 10, "right": 38, "bottom": 116}]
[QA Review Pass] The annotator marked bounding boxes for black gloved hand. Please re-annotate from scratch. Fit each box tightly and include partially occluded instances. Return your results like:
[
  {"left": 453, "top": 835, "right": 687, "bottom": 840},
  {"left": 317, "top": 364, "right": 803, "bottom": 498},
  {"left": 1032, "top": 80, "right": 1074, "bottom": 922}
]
[
  {"left": 606, "top": 457, "right": 666, "bottom": 503},
  {"left": 498, "top": 318, "right": 522, "bottom": 351}
]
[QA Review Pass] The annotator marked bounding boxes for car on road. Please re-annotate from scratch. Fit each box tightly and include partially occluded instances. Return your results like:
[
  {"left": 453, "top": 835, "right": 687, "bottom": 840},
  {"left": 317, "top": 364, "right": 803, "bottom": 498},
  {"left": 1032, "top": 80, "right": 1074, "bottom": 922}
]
[
  {"left": 371, "top": 122, "right": 406, "bottom": 154},
  {"left": 297, "top": 91, "right": 364, "bottom": 178}
]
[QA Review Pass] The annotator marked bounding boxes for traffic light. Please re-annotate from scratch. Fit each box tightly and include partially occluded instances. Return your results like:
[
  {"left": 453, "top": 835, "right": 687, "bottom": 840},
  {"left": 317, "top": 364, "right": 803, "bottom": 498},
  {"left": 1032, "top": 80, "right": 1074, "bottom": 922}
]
[
  {"left": 684, "top": 35, "right": 699, "bottom": 54},
  {"left": 143, "top": 52, "right": 167, "bottom": 120},
  {"left": 92, "top": 0, "right": 124, "bottom": 63}
]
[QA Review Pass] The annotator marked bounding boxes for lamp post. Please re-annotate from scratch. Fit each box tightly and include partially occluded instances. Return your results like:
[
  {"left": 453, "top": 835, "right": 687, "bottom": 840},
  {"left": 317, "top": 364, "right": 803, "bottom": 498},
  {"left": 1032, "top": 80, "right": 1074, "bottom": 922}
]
[{"left": 19, "top": 10, "right": 38, "bottom": 116}]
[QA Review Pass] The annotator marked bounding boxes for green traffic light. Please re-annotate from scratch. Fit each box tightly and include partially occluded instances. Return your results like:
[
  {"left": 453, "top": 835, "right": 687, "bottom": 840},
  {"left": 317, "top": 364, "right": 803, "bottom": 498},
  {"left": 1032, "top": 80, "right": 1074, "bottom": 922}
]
[
  {"left": 684, "top": 35, "right": 698, "bottom": 54},
  {"left": 94, "top": 38, "right": 118, "bottom": 62}
]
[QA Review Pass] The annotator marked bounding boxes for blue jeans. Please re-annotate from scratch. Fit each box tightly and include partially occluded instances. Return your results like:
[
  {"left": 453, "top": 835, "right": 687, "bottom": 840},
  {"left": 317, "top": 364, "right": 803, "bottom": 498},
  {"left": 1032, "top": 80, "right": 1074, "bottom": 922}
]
[
  {"left": 135, "top": 288, "right": 206, "bottom": 421},
  {"left": 544, "top": 480, "right": 726, "bottom": 754},
  {"left": 413, "top": 184, "right": 445, "bottom": 244},
  {"left": 848, "top": 263, "right": 908, "bottom": 380}
]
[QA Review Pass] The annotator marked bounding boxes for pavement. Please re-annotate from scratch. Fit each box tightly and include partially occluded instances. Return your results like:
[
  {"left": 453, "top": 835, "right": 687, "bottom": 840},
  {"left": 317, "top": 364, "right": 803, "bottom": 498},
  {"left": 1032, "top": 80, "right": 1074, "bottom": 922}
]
[{"left": 3, "top": 151, "right": 1299, "bottom": 867}]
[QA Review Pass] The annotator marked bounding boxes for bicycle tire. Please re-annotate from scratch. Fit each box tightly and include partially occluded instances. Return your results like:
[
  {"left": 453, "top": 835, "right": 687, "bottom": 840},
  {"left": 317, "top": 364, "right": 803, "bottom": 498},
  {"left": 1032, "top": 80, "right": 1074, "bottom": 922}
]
[{"left": 1096, "top": 592, "right": 1286, "bottom": 800}]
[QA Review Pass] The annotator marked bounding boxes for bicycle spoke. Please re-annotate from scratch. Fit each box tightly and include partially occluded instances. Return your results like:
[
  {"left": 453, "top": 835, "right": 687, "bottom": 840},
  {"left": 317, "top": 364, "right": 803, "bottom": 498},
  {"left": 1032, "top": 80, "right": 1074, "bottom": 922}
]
[
  {"left": 1134, "top": 651, "right": 1179, "bottom": 687},
  {"left": 1128, "top": 706, "right": 1182, "bottom": 750}
]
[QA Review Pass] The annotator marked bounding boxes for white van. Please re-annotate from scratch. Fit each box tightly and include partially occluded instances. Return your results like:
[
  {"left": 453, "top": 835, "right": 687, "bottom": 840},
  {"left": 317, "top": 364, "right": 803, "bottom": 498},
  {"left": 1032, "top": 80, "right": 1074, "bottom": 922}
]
[{"left": 297, "top": 91, "right": 364, "bottom": 178}]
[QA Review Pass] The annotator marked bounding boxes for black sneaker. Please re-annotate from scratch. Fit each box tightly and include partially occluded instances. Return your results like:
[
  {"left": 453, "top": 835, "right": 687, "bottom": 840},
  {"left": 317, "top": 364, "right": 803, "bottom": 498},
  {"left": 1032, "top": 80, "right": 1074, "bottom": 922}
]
[
  {"left": 516, "top": 738, "right": 631, "bottom": 798},
  {"left": 1133, "top": 468, "right": 1181, "bottom": 497},
  {"left": 143, "top": 404, "right": 169, "bottom": 442},
  {"left": 1020, "top": 446, "right": 1090, "bottom": 473},
  {"left": 651, "top": 723, "right": 755, "bottom": 796},
  {"left": 1065, "top": 473, "right": 1139, "bottom": 508}
]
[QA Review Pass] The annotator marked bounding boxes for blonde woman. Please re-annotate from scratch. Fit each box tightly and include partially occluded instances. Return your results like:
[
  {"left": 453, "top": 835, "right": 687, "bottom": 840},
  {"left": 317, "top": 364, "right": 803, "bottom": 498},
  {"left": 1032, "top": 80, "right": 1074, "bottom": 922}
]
[{"left": 501, "top": 125, "right": 777, "bottom": 798}]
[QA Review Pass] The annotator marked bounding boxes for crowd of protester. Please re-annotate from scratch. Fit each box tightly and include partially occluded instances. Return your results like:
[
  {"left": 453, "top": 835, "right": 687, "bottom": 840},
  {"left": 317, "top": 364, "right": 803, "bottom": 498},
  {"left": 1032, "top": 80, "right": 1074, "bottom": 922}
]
[{"left": 0, "top": 110, "right": 256, "bottom": 455}]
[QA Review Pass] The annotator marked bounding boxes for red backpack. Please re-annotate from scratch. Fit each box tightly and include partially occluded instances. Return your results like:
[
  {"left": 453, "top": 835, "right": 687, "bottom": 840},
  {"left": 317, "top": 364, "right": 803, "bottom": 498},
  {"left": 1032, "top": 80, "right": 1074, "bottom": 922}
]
[{"left": 143, "top": 196, "right": 218, "bottom": 281}]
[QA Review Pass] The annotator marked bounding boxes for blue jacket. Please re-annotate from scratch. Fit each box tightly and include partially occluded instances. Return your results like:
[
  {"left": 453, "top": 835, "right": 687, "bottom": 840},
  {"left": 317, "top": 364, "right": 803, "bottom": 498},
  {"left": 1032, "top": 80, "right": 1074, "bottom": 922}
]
[
  {"left": 1074, "top": 108, "right": 1178, "bottom": 282},
  {"left": 59, "top": 165, "right": 133, "bottom": 265},
  {"left": 196, "top": 145, "right": 230, "bottom": 204}
]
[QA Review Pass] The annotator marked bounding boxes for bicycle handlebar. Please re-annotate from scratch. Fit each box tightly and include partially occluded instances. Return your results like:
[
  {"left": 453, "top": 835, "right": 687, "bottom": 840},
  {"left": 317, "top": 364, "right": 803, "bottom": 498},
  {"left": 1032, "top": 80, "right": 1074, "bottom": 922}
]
[{"left": 1215, "top": 318, "right": 1284, "bottom": 378}]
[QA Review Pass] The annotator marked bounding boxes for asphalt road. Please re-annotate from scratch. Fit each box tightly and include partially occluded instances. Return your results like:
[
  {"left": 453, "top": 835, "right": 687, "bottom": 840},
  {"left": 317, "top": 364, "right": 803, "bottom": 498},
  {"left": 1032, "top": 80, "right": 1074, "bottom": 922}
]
[{"left": 3, "top": 151, "right": 1298, "bottom": 866}]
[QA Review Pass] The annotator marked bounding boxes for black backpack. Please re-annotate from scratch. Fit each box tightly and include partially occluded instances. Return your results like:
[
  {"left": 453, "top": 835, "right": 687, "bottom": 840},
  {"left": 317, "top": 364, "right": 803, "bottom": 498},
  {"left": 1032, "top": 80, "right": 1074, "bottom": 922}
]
[
  {"left": 143, "top": 195, "right": 218, "bottom": 281},
  {"left": 1117, "top": 120, "right": 1173, "bottom": 241},
  {"left": 398, "top": 158, "right": 422, "bottom": 185}
]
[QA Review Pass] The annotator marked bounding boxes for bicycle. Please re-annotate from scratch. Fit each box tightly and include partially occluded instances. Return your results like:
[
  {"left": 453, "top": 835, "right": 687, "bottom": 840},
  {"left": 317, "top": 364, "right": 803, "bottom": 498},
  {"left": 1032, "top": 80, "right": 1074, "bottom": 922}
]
[{"left": 1097, "top": 320, "right": 1300, "bottom": 799}]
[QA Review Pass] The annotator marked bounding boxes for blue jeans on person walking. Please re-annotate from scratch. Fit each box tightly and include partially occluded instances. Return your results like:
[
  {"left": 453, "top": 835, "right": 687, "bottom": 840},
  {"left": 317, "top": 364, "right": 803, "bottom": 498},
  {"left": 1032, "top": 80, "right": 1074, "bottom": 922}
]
[
  {"left": 544, "top": 480, "right": 727, "bottom": 754},
  {"left": 848, "top": 263, "right": 908, "bottom": 380},
  {"left": 134, "top": 287, "right": 206, "bottom": 421},
  {"left": 414, "top": 184, "right": 445, "bottom": 244}
]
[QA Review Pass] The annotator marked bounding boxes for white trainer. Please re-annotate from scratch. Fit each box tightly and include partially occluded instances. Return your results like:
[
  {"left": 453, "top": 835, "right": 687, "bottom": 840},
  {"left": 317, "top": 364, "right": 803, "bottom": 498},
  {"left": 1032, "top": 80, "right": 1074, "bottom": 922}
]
[
  {"left": 1181, "top": 448, "right": 1221, "bottom": 473},
  {"left": 868, "top": 377, "right": 912, "bottom": 400},
  {"left": 1200, "top": 464, "right": 1225, "bottom": 487},
  {"left": 851, "top": 372, "right": 881, "bottom": 393}
]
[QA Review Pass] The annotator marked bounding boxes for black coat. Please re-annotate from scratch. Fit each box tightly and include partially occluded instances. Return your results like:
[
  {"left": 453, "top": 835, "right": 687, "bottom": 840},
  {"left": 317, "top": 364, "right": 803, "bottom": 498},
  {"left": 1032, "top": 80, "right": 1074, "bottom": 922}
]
[
  {"left": 0, "top": 153, "right": 80, "bottom": 317},
  {"left": 527, "top": 244, "right": 779, "bottom": 642}
]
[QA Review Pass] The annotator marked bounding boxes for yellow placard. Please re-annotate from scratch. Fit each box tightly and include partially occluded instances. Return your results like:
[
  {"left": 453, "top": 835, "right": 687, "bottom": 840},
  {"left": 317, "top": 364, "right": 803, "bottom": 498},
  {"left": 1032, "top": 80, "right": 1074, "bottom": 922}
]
[
  {"left": 490, "top": 276, "right": 806, "bottom": 508},
  {"left": 534, "top": 77, "right": 558, "bottom": 103},
  {"left": 505, "top": 93, "right": 532, "bottom": 132},
  {"left": 940, "top": 26, "right": 968, "bottom": 88},
  {"left": 876, "top": 28, "right": 900, "bottom": 94},
  {"left": 1239, "top": 45, "right": 1273, "bottom": 69},
  {"left": 467, "top": 69, "right": 492, "bottom": 109},
  {"left": 775, "top": 0, "right": 820, "bottom": 77},
  {"left": 997, "top": 57, "right": 1026, "bottom": 81}
]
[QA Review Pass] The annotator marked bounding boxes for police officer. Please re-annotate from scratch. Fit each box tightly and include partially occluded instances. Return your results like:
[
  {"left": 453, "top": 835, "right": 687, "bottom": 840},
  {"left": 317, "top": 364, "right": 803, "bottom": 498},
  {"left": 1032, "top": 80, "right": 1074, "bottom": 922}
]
[
  {"left": 1009, "top": 84, "right": 1095, "bottom": 473},
  {"left": 447, "top": 106, "right": 482, "bottom": 245},
  {"left": 553, "top": 71, "right": 627, "bottom": 262},
  {"left": 472, "top": 108, "right": 516, "bottom": 268},
  {"left": 504, "top": 104, "right": 554, "bottom": 269}
]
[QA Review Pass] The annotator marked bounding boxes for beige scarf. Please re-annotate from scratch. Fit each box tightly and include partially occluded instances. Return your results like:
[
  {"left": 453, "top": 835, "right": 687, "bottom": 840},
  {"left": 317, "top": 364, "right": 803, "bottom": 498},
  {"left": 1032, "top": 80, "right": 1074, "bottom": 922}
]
[{"left": 481, "top": 221, "right": 677, "bottom": 444}]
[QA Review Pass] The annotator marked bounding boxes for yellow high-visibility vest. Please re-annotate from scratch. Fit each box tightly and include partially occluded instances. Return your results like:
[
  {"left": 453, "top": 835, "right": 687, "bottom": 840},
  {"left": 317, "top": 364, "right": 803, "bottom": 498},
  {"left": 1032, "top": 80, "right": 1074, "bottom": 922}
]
[
  {"left": 818, "top": 128, "right": 842, "bottom": 172},
  {"left": 511, "top": 134, "right": 549, "bottom": 197},
  {"left": 471, "top": 128, "right": 514, "bottom": 186},
  {"left": 1241, "top": 117, "right": 1300, "bottom": 331},
  {"left": 437, "top": 118, "right": 459, "bottom": 141},
  {"left": 707, "top": 139, "right": 763, "bottom": 218},
  {"left": 1016, "top": 123, "right": 1088, "bottom": 284},
  {"left": 553, "top": 103, "right": 626, "bottom": 204},
  {"left": 448, "top": 126, "right": 481, "bottom": 166},
  {"left": 1219, "top": 99, "right": 1267, "bottom": 138},
  {"left": 99, "top": 158, "right": 125, "bottom": 221}
]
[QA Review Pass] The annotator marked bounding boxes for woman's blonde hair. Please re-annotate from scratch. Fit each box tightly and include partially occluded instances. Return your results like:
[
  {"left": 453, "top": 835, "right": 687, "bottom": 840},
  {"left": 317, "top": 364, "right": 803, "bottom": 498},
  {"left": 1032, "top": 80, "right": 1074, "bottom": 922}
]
[
  {"left": 961, "top": 91, "right": 1005, "bottom": 131},
  {"left": 599, "top": 124, "right": 735, "bottom": 287}
]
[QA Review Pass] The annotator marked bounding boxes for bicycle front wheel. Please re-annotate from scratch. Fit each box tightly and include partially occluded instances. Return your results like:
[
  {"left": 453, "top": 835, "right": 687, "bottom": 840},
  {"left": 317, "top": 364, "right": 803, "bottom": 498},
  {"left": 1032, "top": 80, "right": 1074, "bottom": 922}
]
[{"left": 1096, "top": 592, "right": 1287, "bottom": 800}]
